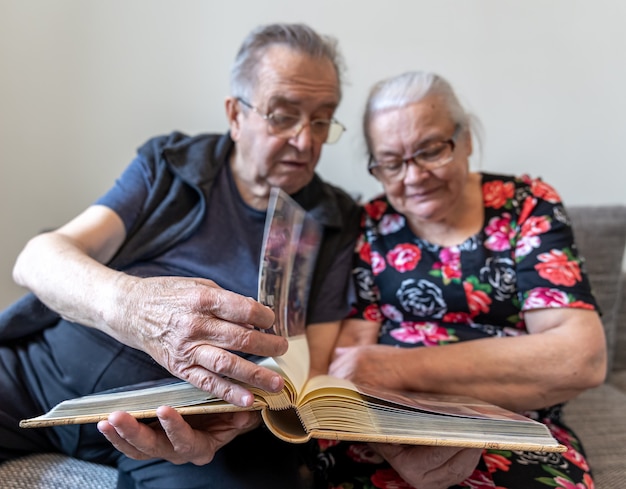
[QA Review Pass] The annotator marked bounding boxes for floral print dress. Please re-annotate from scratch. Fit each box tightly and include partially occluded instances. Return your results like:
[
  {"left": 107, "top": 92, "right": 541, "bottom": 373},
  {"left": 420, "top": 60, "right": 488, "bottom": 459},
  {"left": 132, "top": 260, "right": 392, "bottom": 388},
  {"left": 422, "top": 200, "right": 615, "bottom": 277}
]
[{"left": 316, "top": 173, "right": 598, "bottom": 489}]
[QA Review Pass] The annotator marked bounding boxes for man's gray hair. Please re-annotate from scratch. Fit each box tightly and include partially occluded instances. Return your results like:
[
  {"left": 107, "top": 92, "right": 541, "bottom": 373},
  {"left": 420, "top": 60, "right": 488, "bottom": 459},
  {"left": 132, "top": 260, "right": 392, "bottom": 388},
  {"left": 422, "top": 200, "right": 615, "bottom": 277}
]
[{"left": 230, "top": 23, "right": 344, "bottom": 101}]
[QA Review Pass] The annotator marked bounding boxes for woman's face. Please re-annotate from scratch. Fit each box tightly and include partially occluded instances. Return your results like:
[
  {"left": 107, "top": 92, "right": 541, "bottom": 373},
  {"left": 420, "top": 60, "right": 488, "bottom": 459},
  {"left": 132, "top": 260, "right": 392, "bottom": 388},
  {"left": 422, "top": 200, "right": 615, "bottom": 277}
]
[{"left": 367, "top": 95, "right": 472, "bottom": 223}]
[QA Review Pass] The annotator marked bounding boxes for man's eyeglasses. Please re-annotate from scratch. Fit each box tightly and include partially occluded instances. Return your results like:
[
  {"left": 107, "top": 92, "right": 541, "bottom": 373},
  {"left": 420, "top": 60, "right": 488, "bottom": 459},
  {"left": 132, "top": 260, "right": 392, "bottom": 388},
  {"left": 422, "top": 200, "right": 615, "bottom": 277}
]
[
  {"left": 368, "top": 125, "right": 461, "bottom": 183},
  {"left": 237, "top": 98, "right": 346, "bottom": 144}
]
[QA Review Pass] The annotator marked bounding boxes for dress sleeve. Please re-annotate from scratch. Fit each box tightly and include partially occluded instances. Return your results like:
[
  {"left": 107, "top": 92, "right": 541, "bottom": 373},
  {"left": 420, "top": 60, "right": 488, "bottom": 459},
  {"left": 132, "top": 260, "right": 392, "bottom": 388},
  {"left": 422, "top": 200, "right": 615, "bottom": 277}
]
[{"left": 513, "top": 176, "right": 598, "bottom": 313}]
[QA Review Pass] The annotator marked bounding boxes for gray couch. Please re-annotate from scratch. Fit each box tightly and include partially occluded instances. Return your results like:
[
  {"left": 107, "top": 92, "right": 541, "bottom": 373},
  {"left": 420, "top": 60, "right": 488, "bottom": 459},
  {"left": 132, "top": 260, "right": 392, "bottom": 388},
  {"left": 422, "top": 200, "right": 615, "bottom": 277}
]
[{"left": 1, "top": 205, "right": 625, "bottom": 488}]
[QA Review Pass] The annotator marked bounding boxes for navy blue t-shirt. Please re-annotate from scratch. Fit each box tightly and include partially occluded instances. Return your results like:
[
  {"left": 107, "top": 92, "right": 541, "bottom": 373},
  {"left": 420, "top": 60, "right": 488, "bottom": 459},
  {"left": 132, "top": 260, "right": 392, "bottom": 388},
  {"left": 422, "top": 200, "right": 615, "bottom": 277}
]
[{"left": 95, "top": 155, "right": 352, "bottom": 323}]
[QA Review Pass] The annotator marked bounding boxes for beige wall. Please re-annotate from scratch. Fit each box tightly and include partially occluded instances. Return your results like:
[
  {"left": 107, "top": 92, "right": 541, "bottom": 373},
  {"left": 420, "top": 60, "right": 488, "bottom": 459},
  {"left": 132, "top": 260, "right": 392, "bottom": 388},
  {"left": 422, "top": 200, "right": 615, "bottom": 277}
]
[{"left": 1, "top": 0, "right": 625, "bottom": 308}]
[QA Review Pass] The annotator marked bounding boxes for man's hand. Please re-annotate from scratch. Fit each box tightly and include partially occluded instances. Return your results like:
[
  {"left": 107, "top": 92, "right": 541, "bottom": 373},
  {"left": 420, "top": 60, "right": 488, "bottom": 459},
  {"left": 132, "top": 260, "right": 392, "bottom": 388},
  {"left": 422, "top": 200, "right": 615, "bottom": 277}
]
[
  {"left": 12, "top": 209, "right": 289, "bottom": 408},
  {"left": 371, "top": 443, "right": 482, "bottom": 489},
  {"left": 111, "top": 276, "right": 288, "bottom": 407},
  {"left": 97, "top": 408, "right": 261, "bottom": 465}
]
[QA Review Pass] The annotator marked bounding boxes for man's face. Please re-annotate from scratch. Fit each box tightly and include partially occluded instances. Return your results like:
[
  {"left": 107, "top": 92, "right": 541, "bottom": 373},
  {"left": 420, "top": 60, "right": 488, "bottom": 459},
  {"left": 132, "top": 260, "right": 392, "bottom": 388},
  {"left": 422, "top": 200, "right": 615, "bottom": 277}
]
[{"left": 228, "top": 45, "right": 340, "bottom": 202}]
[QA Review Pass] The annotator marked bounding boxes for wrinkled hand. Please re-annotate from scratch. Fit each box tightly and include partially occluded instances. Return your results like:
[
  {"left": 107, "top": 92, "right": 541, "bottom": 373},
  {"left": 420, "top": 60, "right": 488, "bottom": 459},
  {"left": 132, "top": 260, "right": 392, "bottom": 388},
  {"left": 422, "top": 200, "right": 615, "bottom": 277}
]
[
  {"left": 330, "top": 344, "right": 406, "bottom": 390},
  {"left": 371, "top": 443, "right": 482, "bottom": 489},
  {"left": 112, "top": 276, "right": 288, "bottom": 407},
  {"left": 97, "top": 407, "right": 261, "bottom": 465}
]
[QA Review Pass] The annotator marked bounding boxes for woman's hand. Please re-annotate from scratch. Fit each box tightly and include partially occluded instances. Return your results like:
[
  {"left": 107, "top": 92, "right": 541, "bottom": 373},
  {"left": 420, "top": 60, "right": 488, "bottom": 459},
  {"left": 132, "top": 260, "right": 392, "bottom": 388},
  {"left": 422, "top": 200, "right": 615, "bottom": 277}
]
[
  {"left": 371, "top": 443, "right": 482, "bottom": 489},
  {"left": 330, "top": 344, "right": 407, "bottom": 390}
]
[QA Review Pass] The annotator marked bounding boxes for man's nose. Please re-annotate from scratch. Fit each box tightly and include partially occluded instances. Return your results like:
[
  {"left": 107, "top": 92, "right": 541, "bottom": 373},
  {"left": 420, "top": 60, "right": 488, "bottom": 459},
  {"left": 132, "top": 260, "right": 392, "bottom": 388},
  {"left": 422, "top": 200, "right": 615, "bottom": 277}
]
[{"left": 288, "top": 121, "right": 313, "bottom": 150}]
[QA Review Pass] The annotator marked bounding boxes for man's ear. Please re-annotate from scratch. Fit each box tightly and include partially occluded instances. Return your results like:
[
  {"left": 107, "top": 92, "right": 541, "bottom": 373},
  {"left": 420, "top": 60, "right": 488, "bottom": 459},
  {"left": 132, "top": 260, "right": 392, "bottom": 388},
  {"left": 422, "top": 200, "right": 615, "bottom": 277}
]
[{"left": 225, "top": 96, "right": 242, "bottom": 140}]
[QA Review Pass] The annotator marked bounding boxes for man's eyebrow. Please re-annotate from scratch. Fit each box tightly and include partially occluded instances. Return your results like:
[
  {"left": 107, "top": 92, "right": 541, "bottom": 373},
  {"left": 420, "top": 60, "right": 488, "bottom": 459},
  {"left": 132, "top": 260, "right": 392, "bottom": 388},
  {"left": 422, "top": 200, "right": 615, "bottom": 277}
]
[{"left": 267, "top": 96, "right": 338, "bottom": 111}]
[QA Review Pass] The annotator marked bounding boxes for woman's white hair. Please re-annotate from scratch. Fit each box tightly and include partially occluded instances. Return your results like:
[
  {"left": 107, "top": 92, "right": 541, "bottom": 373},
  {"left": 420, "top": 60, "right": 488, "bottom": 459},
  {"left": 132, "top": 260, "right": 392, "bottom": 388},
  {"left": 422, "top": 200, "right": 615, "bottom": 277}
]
[{"left": 363, "top": 71, "right": 483, "bottom": 161}]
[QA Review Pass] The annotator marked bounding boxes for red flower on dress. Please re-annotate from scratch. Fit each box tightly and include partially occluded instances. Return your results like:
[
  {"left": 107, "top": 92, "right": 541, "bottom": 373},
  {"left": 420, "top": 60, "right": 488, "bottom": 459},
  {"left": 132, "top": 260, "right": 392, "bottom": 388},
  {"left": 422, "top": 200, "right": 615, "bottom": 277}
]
[
  {"left": 568, "top": 300, "right": 595, "bottom": 310},
  {"left": 562, "top": 446, "right": 590, "bottom": 472},
  {"left": 387, "top": 243, "right": 422, "bottom": 273},
  {"left": 483, "top": 180, "right": 516, "bottom": 209},
  {"left": 346, "top": 443, "right": 384, "bottom": 464},
  {"left": 370, "top": 468, "right": 413, "bottom": 489},
  {"left": 521, "top": 215, "right": 551, "bottom": 237},
  {"left": 443, "top": 311, "right": 472, "bottom": 323},
  {"left": 530, "top": 178, "right": 561, "bottom": 203},
  {"left": 365, "top": 200, "right": 387, "bottom": 220},
  {"left": 483, "top": 451, "right": 511, "bottom": 473},
  {"left": 518, "top": 195, "right": 537, "bottom": 225},
  {"left": 317, "top": 439, "right": 340, "bottom": 451},
  {"left": 535, "top": 249, "right": 582, "bottom": 287},
  {"left": 358, "top": 240, "right": 372, "bottom": 265},
  {"left": 364, "top": 304, "right": 384, "bottom": 322},
  {"left": 463, "top": 281, "right": 492, "bottom": 317}
]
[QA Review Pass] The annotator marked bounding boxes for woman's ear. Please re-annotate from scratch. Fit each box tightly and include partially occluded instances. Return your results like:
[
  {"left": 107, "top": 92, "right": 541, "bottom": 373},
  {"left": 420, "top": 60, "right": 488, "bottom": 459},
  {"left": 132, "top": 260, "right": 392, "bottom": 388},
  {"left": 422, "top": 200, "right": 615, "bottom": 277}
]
[{"left": 225, "top": 97, "right": 242, "bottom": 140}]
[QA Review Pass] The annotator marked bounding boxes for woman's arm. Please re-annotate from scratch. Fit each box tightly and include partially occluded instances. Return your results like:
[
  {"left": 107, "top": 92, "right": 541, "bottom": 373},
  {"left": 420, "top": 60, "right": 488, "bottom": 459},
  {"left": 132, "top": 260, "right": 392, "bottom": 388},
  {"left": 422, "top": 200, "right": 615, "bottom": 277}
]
[{"left": 330, "top": 308, "right": 606, "bottom": 412}]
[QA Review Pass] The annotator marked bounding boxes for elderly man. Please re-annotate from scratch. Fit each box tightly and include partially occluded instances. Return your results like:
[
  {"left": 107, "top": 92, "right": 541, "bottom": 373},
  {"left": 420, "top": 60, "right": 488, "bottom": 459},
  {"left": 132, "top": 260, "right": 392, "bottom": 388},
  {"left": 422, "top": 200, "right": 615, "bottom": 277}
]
[{"left": 1, "top": 23, "right": 480, "bottom": 489}]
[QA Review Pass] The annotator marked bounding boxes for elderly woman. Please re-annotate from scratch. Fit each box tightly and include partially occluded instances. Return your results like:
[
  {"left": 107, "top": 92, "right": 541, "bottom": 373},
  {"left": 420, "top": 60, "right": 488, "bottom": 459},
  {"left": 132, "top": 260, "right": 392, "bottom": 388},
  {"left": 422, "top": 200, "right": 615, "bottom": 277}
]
[{"left": 318, "top": 72, "right": 607, "bottom": 488}]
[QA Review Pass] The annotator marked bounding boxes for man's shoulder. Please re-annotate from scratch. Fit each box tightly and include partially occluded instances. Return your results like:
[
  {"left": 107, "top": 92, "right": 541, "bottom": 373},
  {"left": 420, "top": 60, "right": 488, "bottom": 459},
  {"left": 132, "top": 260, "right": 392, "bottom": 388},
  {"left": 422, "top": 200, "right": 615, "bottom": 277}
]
[
  {"left": 301, "top": 175, "right": 361, "bottom": 232},
  {"left": 136, "top": 131, "right": 226, "bottom": 158}
]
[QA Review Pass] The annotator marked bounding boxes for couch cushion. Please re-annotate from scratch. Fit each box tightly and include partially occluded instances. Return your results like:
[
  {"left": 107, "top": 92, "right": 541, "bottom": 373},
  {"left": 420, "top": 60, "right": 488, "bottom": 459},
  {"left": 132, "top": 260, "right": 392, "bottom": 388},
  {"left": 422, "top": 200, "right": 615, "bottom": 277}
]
[
  {"left": 614, "top": 274, "right": 626, "bottom": 371},
  {"left": 564, "top": 383, "right": 626, "bottom": 488},
  {"left": 0, "top": 453, "right": 117, "bottom": 488},
  {"left": 567, "top": 206, "right": 626, "bottom": 372}
]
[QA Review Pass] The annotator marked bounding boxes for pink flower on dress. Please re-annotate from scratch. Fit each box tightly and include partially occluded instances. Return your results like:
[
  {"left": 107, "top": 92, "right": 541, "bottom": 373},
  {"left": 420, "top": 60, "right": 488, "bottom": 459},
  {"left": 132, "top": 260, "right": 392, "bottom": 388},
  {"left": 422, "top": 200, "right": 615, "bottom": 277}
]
[
  {"left": 370, "top": 468, "right": 414, "bottom": 489},
  {"left": 346, "top": 443, "right": 384, "bottom": 464},
  {"left": 379, "top": 214, "right": 405, "bottom": 235},
  {"left": 524, "top": 288, "right": 569, "bottom": 309},
  {"left": 535, "top": 249, "right": 582, "bottom": 287},
  {"left": 372, "top": 251, "right": 387, "bottom": 275},
  {"left": 553, "top": 476, "right": 588, "bottom": 489},
  {"left": 484, "top": 214, "right": 515, "bottom": 251},
  {"left": 515, "top": 235, "right": 541, "bottom": 259},
  {"left": 387, "top": 243, "right": 422, "bottom": 273},
  {"left": 389, "top": 322, "right": 457, "bottom": 346},
  {"left": 463, "top": 281, "right": 492, "bottom": 317},
  {"left": 434, "top": 247, "right": 462, "bottom": 282},
  {"left": 380, "top": 304, "right": 403, "bottom": 322},
  {"left": 457, "top": 468, "right": 499, "bottom": 488}
]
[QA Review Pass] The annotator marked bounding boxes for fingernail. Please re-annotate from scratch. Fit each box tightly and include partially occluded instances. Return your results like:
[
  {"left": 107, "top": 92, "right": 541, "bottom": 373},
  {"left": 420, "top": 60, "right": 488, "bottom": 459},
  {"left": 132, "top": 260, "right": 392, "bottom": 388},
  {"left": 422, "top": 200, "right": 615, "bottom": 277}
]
[{"left": 271, "top": 375, "right": 282, "bottom": 391}]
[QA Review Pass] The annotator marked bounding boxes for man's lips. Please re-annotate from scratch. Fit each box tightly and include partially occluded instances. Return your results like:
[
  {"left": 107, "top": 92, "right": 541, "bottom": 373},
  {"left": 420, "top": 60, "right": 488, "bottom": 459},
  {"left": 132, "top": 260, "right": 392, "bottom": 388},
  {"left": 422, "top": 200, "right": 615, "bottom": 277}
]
[{"left": 278, "top": 159, "right": 309, "bottom": 168}]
